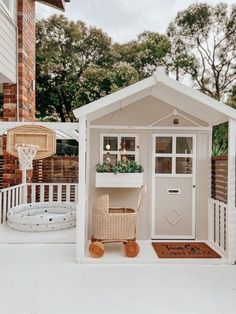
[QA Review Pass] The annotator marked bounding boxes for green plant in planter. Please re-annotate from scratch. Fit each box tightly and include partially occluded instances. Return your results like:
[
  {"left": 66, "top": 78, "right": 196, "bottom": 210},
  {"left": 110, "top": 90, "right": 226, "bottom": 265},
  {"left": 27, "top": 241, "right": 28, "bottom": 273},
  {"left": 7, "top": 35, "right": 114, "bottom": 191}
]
[
  {"left": 96, "top": 162, "right": 113, "bottom": 173},
  {"left": 96, "top": 160, "right": 144, "bottom": 174},
  {"left": 212, "top": 142, "right": 228, "bottom": 157}
]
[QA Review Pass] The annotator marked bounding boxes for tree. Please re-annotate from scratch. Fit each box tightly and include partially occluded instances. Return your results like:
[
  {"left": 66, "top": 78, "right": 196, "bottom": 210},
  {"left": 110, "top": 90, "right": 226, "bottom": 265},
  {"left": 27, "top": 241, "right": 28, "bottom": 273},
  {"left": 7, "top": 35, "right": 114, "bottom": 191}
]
[
  {"left": 36, "top": 17, "right": 168, "bottom": 121},
  {"left": 113, "top": 31, "right": 171, "bottom": 77},
  {"left": 167, "top": 3, "right": 236, "bottom": 101},
  {"left": 36, "top": 15, "right": 113, "bottom": 121},
  {"left": 78, "top": 62, "right": 140, "bottom": 106}
]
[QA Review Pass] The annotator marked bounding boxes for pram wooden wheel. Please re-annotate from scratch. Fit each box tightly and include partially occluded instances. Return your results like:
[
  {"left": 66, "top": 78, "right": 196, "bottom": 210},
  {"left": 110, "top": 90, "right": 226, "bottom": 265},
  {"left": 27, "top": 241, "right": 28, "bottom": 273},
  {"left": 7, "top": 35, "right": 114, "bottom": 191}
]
[
  {"left": 124, "top": 241, "right": 139, "bottom": 258},
  {"left": 89, "top": 241, "right": 104, "bottom": 258}
]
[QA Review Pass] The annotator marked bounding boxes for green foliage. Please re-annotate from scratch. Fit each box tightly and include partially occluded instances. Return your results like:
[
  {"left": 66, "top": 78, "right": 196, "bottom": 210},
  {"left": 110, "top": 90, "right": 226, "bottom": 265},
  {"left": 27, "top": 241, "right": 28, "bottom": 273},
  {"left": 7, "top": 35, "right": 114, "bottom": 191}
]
[
  {"left": 36, "top": 17, "right": 170, "bottom": 121},
  {"left": 56, "top": 140, "right": 78, "bottom": 156},
  {"left": 212, "top": 123, "right": 228, "bottom": 156},
  {"left": 36, "top": 15, "right": 113, "bottom": 121},
  {"left": 112, "top": 31, "right": 171, "bottom": 76},
  {"left": 212, "top": 142, "right": 228, "bottom": 157},
  {"left": 96, "top": 160, "right": 144, "bottom": 174},
  {"left": 78, "top": 62, "right": 140, "bottom": 106},
  {"left": 96, "top": 162, "right": 113, "bottom": 173},
  {"left": 167, "top": 3, "right": 236, "bottom": 101}
]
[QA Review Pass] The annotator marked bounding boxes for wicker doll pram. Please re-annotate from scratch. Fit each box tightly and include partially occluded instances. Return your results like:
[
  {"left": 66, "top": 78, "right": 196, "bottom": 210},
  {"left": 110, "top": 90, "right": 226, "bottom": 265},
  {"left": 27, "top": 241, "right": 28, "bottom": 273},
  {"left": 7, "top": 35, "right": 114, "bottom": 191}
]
[{"left": 89, "top": 187, "right": 145, "bottom": 258}]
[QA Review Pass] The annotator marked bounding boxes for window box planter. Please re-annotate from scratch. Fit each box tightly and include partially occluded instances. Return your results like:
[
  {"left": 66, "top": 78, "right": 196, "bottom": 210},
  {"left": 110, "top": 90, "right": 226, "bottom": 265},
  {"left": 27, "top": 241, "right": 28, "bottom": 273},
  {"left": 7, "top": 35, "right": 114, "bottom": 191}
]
[{"left": 95, "top": 173, "right": 143, "bottom": 188}]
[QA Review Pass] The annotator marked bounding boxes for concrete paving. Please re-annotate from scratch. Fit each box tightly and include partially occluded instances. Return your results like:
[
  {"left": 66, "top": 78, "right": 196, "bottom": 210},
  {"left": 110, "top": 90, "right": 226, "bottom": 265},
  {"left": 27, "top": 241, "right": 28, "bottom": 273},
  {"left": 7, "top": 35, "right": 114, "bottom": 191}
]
[{"left": 0, "top": 244, "right": 236, "bottom": 314}]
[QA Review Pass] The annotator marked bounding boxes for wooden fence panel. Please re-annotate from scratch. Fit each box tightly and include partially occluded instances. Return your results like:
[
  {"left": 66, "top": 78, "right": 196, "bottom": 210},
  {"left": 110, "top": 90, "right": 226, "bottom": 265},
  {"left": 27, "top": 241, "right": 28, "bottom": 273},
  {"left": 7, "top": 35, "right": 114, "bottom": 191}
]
[{"left": 211, "top": 157, "right": 228, "bottom": 203}]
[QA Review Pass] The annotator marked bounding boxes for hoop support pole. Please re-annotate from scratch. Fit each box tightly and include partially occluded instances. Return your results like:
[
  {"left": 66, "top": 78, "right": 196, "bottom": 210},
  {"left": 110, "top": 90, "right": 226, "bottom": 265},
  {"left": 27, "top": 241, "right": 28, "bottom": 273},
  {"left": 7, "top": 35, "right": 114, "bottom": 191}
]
[{"left": 22, "top": 170, "right": 27, "bottom": 203}]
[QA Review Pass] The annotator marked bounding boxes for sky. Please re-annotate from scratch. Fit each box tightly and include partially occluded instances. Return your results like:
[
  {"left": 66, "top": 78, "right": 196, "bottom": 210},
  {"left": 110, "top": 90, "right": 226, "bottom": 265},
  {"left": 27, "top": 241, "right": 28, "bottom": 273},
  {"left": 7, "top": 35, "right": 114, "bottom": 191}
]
[{"left": 37, "top": 0, "right": 236, "bottom": 43}]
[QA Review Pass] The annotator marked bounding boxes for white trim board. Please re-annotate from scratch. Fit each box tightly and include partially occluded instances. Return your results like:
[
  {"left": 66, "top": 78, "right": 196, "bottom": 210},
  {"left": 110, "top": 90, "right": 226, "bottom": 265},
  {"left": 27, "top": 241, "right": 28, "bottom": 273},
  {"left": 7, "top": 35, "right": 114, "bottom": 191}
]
[{"left": 89, "top": 125, "right": 210, "bottom": 131}]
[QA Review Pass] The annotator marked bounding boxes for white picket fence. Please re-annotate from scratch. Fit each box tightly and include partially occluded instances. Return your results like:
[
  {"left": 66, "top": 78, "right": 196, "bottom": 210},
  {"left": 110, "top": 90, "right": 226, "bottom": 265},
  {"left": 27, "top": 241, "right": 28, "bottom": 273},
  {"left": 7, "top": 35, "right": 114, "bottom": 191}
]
[
  {"left": 0, "top": 184, "right": 25, "bottom": 224},
  {"left": 208, "top": 198, "right": 227, "bottom": 254},
  {"left": 0, "top": 183, "right": 78, "bottom": 224}
]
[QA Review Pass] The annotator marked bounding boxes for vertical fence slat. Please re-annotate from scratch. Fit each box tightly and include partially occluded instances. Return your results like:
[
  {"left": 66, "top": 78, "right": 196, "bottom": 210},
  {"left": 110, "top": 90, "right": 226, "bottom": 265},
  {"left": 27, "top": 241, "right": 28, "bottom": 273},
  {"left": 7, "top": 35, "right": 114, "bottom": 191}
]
[
  {"left": 3, "top": 191, "right": 7, "bottom": 223},
  {"left": 216, "top": 203, "right": 220, "bottom": 247},
  {"left": 32, "top": 185, "right": 36, "bottom": 203},
  {"left": 40, "top": 185, "right": 45, "bottom": 203},
  {"left": 209, "top": 198, "right": 228, "bottom": 254},
  {"left": 12, "top": 189, "right": 15, "bottom": 207},
  {"left": 16, "top": 187, "right": 19, "bottom": 206},
  {"left": 49, "top": 185, "right": 53, "bottom": 202},
  {"left": 58, "top": 185, "right": 62, "bottom": 202},
  {"left": 66, "top": 184, "right": 70, "bottom": 202},
  {"left": 220, "top": 203, "right": 225, "bottom": 251}
]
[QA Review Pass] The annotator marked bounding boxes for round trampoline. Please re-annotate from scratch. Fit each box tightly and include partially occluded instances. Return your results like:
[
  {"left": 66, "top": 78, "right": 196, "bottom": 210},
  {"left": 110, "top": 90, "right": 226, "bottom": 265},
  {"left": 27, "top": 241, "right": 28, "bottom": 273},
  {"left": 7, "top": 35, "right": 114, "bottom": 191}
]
[{"left": 7, "top": 202, "right": 76, "bottom": 232}]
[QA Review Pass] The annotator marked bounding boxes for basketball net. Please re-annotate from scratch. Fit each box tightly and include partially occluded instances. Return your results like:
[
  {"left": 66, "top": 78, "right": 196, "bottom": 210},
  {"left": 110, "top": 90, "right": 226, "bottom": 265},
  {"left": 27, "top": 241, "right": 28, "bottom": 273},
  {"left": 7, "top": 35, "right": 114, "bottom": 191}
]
[{"left": 15, "top": 144, "right": 39, "bottom": 171}]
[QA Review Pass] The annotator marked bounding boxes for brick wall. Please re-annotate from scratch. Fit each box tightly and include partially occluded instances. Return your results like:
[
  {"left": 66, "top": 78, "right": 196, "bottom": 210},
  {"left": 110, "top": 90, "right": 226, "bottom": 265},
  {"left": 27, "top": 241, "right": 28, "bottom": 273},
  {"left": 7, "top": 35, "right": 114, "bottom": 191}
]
[
  {"left": 2, "top": 0, "right": 36, "bottom": 188},
  {"left": 17, "top": 0, "right": 36, "bottom": 121},
  {"left": 33, "top": 156, "right": 78, "bottom": 183}
]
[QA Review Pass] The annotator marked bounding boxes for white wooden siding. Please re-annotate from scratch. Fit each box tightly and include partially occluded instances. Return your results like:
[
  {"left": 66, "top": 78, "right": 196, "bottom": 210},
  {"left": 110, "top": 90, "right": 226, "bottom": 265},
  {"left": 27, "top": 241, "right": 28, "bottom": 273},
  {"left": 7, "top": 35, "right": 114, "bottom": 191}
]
[{"left": 0, "top": 1, "right": 17, "bottom": 84}]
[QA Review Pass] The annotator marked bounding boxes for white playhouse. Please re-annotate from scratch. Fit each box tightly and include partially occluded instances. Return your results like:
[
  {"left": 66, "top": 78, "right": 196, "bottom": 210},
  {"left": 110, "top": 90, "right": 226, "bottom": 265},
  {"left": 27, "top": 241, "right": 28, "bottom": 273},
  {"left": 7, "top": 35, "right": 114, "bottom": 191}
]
[
  {"left": 74, "top": 67, "right": 236, "bottom": 264},
  {"left": 0, "top": 67, "right": 236, "bottom": 264}
]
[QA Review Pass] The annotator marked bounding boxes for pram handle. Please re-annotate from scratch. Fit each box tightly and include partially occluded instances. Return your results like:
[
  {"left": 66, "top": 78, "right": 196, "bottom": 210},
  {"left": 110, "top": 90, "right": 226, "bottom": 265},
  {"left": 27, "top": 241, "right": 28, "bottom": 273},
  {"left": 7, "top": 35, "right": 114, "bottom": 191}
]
[{"left": 137, "top": 185, "right": 147, "bottom": 211}]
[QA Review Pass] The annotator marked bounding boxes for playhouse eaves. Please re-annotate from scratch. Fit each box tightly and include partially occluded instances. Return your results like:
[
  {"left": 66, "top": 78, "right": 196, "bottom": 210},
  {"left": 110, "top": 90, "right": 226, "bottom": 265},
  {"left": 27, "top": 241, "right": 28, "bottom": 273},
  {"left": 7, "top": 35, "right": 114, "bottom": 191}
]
[{"left": 73, "top": 67, "right": 236, "bottom": 126}]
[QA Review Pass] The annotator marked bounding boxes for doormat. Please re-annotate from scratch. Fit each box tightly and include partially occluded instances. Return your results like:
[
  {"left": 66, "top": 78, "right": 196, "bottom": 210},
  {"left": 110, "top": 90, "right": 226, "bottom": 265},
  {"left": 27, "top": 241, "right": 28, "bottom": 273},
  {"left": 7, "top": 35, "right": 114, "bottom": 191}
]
[{"left": 151, "top": 242, "right": 221, "bottom": 258}]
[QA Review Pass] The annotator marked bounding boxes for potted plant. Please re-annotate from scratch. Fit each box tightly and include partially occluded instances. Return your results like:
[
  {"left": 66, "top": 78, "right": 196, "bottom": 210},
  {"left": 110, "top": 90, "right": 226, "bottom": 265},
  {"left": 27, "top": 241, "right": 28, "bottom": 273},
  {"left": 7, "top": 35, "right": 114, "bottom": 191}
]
[{"left": 95, "top": 160, "right": 144, "bottom": 188}]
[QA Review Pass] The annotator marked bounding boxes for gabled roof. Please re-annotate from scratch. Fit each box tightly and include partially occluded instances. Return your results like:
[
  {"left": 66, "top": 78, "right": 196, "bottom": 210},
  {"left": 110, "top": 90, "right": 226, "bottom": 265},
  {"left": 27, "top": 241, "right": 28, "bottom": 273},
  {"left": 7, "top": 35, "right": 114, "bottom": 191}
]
[
  {"left": 73, "top": 67, "right": 236, "bottom": 126},
  {"left": 37, "top": 0, "right": 70, "bottom": 11}
]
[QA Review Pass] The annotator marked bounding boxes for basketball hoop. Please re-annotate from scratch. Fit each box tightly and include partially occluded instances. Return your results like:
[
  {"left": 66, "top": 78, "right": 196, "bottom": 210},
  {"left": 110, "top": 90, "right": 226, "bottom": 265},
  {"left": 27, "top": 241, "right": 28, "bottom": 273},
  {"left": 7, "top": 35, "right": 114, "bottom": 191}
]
[{"left": 15, "top": 144, "right": 39, "bottom": 171}]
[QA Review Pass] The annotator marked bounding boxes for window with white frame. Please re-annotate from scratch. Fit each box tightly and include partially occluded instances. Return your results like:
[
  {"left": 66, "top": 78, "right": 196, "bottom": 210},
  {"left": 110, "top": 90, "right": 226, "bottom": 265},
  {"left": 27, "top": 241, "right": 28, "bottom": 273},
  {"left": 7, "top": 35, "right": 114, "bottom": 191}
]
[
  {"left": 154, "top": 135, "right": 194, "bottom": 175},
  {"left": 100, "top": 134, "right": 139, "bottom": 165},
  {"left": 0, "top": 0, "right": 13, "bottom": 17}
]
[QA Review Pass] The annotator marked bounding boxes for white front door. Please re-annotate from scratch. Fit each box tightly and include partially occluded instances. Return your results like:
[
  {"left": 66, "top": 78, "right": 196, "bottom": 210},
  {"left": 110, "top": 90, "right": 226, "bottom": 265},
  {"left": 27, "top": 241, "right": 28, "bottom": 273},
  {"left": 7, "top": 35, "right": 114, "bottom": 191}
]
[{"left": 152, "top": 134, "right": 196, "bottom": 239}]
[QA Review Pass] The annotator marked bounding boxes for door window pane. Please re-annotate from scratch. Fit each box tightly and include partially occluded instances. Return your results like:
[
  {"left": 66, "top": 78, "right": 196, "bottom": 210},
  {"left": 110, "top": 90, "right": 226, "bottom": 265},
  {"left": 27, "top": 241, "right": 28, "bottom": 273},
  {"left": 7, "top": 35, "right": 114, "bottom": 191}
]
[
  {"left": 103, "top": 137, "right": 118, "bottom": 151},
  {"left": 176, "top": 157, "right": 192, "bottom": 174},
  {"left": 176, "top": 137, "right": 193, "bottom": 154},
  {"left": 155, "top": 157, "right": 172, "bottom": 174},
  {"left": 156, "top": 137, "right": 172, "bottom": 154},
  {"left": 120, "top": 137, "right": 135, "bottom": 151}
]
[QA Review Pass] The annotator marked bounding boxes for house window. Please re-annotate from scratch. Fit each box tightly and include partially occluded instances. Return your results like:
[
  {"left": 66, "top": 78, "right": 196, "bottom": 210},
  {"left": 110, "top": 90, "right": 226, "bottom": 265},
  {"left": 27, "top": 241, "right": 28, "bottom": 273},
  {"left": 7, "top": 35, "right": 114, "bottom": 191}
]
[
  {"left": 0, "top": 0, "right": 13, "bottom": 17},
  {"left": 101, "top": 134, "right": 138, "bottom": 165}
]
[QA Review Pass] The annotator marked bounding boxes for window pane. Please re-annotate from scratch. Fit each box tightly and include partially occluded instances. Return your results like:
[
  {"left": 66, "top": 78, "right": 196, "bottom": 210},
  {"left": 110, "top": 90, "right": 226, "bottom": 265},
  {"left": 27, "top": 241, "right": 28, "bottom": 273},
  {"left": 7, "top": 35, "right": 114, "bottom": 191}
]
[
  {"left": 120, "top": 137, "right": 135, "bottom": 151},
  {"left": 103, "top": 136, "right": 118, "bottom": 151},
  {"left": 155, "top": 157, "right": 172, "bottom": 174},
  {"left": 156, "top": 137, "right": 172, "bottom": 154},
  {"left": 103, "top": 153, "right": 117, "bottom": 166},
  {"left": 176, "top": 137, "right": 193, "bottom": 154},
  {"left": 176, "top": 157, "right": 192, "bottom": 174},
  {"left": 121, "top": 154, "right": 135, "bottom": 162}
]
